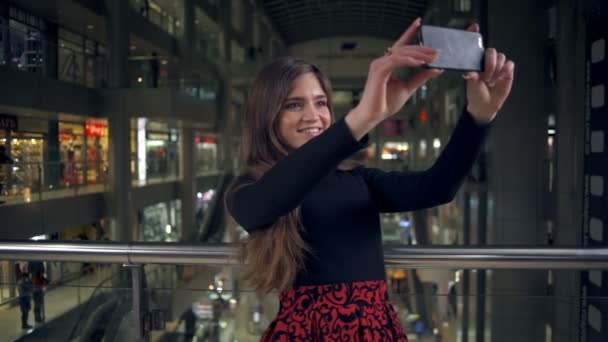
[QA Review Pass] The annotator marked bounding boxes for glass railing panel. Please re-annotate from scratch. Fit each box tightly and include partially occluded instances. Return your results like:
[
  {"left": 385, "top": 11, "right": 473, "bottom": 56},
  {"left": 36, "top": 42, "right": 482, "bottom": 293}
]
[
  {"left": 0, "top": 259, "right": 602, "bottom": 341},
  {"left": 138, "top": 267, "right": 600, "bottom": 342},
  {"left": 130, "top": 157, "right": 181, "bottom": 188},
  {"left": 0, "top": 161, "right": 109, "bottom": 205},
  {"left": 0, "top": 262, "right": 123, "bottom": 342}
]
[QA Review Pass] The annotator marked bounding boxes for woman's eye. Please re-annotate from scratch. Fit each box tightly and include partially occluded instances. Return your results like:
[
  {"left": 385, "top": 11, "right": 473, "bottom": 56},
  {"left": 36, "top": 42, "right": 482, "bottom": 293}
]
[
  {"left": 285, "top": 103, "right": 302, "bottom": 110},
  {"left": 317, "top": 100, "right": 327, "bottom": 107}
]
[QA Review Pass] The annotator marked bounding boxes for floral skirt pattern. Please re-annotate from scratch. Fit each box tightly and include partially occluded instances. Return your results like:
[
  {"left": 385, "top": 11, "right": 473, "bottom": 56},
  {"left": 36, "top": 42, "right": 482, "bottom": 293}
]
[{"left": 261, "top": 280, "right": 408, "bottom": 341}]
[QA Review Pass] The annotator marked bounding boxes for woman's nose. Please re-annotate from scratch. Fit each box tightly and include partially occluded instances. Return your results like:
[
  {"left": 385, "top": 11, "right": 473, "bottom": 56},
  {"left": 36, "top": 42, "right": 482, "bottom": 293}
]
[{"left": 302, "top": 107, "right": 320, "bottom": 121}]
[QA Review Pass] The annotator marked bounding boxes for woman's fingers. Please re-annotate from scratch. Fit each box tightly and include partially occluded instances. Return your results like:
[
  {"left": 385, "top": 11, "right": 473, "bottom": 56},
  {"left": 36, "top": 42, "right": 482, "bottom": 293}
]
[
  {"left": 388, "top": 55, "right": 428, "bottom": 68},
  {"left": 394, "top": 17, "right": 422, "bottom": 46},
  {"left": 498, "top": 60, "right": 515, "bottom": 80},
  {"left": 467, "top": 23, "right": 480, "bottom": 33},
  {"left": 492, "top": 61, "right": 515, "bottom": 102},
  {"left": 488, "top": 53, "right": 506, "bottom": 83},
  {"left": 392, "top": 47, "right": 438, "bottom": 64},
  {"left": 463, "top": 71, "right": 480, "bottom": 81},
  {"left": 483, "top": 48, "right": 497, "bottom": 82},
  {"left": 394, "top": 45, "right": 439, "bottom": 54}
]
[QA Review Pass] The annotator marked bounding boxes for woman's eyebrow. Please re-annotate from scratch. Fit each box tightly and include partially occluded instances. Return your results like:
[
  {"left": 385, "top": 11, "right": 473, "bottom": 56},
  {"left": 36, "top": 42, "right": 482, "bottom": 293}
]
[{"left": 285, "top": 95, "right": 327, "bottom": 101}]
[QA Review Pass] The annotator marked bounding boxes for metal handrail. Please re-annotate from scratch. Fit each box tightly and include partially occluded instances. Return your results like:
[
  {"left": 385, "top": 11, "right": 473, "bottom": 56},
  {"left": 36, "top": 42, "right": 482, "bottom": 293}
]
[{"left": 2, "top": 240, "right": 608, "bottom": 269}]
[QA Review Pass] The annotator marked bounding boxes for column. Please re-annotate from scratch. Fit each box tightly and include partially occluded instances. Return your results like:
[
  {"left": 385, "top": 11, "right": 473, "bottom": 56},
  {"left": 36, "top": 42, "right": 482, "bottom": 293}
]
[
  {"left": 552, "top": 1, "right": 586, "bottom": 341},
  {"left": 179, "top": 126, "right": 196, "bottom": 241},
  {"left": 180, "top": 0, "right": 195, "bottom": 66},
  {"left": 487, "top": 0, "right": 547, "bottom": 341},
  {"left": 217, "top": 0, "right": 233, "bottom": 171},
  {"left": 105, "top": 0, "right": 133, "bottom": 242},
  {"left": 46, "top": 120, "right": 61, "bottom": 188},
  {"left": 44, "top": 22, "right": 58, "bottom": 79},
  {"left": 218, "top": 0, "right": 232, "bottom": 62}
]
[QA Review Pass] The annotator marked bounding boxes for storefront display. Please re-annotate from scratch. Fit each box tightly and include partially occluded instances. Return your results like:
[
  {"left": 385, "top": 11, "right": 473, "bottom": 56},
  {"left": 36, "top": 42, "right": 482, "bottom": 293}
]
[
  {"left": 6, "top": 133, "right": 44, "bottom": 197},
  {"left": 135, "top": 119, "right": 180, "bottom": 182},
  {"left": 84, "top": 119, "right": 108, "bottom": 184},
  {"left": 195, "top": 134, "right": 218, "bottom": 175},
  {"left": 59, "top": 119, "right": 108, "bottom": 186},
  {"left": 141, "top": 199, "right": 181, "bottom": 242},
  {"left": 59, "top": 122, "right": 85, "bottom": 185}
]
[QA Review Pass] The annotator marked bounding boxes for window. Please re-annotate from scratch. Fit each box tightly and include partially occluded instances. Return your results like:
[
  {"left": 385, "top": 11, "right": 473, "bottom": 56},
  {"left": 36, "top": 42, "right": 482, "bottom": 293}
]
[
  {"left": 58, "top": 29, "right": 85, "bottom": 84},
  {"left": 8, "top": 19, "right": 45, "bottom": 74},
  {"left": 453, "top": 0, "right": 472, "bottom": 13}
]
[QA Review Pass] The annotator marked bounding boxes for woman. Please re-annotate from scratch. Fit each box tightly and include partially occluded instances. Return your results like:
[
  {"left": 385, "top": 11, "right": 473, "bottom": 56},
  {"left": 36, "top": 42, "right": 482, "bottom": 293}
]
[{"left": 226, "top": 18, "right": 514, "bottom": 341}]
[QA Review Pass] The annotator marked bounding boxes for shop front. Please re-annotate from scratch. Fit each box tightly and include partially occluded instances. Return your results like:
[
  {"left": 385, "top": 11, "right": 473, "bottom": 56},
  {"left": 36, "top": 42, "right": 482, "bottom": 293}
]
[
  {"left": 133, "top": 118, "right": 180, "bottom": 184},
  {"left": 0, "top": 113, "right": 108, "bottom": 201},
  {"left": 0, "top": 113, "right": 45, "bottom": 199},
  {"left": 195, "top": 133, "right": 218, "bottom": 175},
  {"left": 58, "top": 118, "right": 108, "bottom": 186},
  {"left": 141, "top": 199, "right": 181, "bottom": 242}
]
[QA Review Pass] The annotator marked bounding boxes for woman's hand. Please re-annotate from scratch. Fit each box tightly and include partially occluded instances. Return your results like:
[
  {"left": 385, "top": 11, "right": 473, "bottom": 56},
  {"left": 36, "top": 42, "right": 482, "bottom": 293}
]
[
  {"left": 346, "top": 18, "right": 443, "bottom": 139},
  {"left": 463, "top": 24, "right": 515, "bottom": 123}
]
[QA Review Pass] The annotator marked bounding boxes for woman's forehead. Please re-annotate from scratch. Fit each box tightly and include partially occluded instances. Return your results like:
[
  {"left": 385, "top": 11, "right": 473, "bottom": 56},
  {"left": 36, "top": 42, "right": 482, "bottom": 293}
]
[{"left": 288, "top": 73, "right": 326, "bottom": 97}]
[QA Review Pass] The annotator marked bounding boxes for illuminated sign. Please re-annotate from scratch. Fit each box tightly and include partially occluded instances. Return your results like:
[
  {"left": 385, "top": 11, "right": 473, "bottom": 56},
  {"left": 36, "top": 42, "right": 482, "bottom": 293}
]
[
  {"left": 85, "top": 120, "right": 107, "bottom": 137},
  {"left": 146, "top": 132, "right": 170, "bottom": 141}
]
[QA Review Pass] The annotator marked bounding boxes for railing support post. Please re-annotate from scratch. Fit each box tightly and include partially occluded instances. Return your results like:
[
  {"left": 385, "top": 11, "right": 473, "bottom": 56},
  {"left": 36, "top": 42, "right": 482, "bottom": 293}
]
[{"left": 124, "top": 263, "right": 146, "bottom": 341}]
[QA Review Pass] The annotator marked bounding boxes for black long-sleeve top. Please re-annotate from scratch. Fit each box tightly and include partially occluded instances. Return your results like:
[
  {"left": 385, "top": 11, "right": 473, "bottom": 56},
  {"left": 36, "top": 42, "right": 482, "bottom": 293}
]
[{"left": 227, "top": 110, "right": 491, "bottom": 286}]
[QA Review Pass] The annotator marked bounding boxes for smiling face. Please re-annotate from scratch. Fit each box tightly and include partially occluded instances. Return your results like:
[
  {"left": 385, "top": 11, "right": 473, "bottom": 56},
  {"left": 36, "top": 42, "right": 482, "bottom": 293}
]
[{"left": 277, "top": 72, "right": 332, "bottom": 150}]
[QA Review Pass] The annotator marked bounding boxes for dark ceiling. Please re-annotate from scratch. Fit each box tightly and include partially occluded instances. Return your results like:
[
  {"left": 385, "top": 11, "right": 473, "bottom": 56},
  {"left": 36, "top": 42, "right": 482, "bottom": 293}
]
[{"left": 262, "top": 0, "right": 429, "bottom": 45}]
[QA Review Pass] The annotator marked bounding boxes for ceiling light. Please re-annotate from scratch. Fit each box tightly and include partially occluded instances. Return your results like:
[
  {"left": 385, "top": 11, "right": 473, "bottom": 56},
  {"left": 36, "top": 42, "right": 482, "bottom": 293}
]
[{"left": 86, "top": 24, "right": 94, "bottom": 30}]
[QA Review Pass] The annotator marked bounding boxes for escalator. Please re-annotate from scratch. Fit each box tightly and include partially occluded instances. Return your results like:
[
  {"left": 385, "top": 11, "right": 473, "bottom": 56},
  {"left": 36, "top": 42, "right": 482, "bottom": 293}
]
[{"left": 15, "top": 269, "right": 133, "bottom": 342}]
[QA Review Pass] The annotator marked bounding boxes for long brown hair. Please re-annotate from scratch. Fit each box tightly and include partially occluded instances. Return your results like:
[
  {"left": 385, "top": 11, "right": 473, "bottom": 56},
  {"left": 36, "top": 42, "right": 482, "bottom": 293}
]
[{"left": 228, "top": 57, "right": 334, "bottom": 293}]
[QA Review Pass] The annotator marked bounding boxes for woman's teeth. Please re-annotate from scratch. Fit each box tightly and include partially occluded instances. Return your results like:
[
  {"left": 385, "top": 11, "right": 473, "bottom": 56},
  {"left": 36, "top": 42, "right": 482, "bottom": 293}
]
[{"left": 301, "top": 128, "right": 321, "bottom": 133}]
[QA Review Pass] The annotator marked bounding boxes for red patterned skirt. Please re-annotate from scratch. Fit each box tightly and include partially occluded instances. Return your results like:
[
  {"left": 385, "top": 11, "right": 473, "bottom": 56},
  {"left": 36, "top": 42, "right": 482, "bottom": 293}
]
[{"left": 261, "top": 280, "right": 408, "bottom": 341}]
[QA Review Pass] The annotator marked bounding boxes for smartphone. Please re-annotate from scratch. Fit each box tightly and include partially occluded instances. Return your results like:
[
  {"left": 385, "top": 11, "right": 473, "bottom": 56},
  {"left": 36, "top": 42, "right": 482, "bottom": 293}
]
[{"left": 418, "top": 25, "right": 485, "bottom": 72}]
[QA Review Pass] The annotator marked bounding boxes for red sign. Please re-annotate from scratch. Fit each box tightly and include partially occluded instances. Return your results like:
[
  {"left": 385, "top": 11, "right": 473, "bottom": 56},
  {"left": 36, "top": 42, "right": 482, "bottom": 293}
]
[
  {"left": 420, "top": 109, "right": 428, "bottom": 122},
  {"left": 201, "top": 137, "right": 218, "bottom": 144},
  {"left": 86, "top": 121, "right": 106, "bottom": 137}
]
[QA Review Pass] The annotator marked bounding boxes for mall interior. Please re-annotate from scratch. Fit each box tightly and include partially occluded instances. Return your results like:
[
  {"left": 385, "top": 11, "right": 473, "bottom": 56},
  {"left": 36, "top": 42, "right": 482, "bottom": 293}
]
[{"left": 0, "top": 0, "right": 606, "bottom": 341}]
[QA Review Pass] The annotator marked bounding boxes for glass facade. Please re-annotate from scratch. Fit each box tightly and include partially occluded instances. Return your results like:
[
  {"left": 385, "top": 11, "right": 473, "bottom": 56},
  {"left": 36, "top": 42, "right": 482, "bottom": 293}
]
[
  {"left": 8, "top": 18, "right": 45, "bottom": 74},
  {"left": 129, "top": 0, "right": 182, "bottom": 36},
  {"left": 58, "top": 28, "right": 107, "bottom": 87}
]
